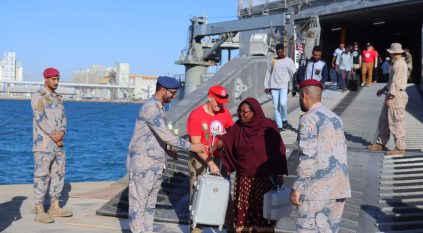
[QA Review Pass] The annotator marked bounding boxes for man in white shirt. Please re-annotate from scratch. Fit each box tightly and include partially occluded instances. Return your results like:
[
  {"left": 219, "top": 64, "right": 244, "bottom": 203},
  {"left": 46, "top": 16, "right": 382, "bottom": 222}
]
[
  {"left": 331, "top": 43, "right": 345, "bottom": 88},
  {"left": 264, "top": 44, "right": 297, "bottom": 130},
  {"left": 336, "top": 45, "right": 353, "bottom": 92}
]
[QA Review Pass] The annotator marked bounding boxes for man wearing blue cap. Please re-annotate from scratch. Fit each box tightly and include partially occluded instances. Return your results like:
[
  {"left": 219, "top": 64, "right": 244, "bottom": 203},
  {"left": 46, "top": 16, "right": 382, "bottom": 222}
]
[
  {"left": 126, "top": 76, "right": 208, "bottom": 233},
  {"left": 291, "top": 79, "right": 350, "bottom": 233}
]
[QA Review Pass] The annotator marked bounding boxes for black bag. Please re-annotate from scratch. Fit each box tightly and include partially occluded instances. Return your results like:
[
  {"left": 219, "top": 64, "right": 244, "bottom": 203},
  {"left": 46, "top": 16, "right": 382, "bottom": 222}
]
[{"left": 347, "top": 79, "right": 358, "bottom": 91}]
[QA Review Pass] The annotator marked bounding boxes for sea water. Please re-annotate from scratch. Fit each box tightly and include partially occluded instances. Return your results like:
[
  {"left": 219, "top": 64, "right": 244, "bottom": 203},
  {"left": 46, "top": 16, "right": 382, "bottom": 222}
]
[{"left": 0, "top": 100, "right": 141, "bottom": 184}]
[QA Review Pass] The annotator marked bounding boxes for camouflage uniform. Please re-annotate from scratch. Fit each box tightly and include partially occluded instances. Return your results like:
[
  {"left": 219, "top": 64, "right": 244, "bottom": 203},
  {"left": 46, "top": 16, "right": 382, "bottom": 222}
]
[
  {"left": 31, "top": 87, "right": 67, "bottom": 205},
  {"left": 293, "top": 103, "right": 351, "bottom": 233},
  {"left": 375, "top": 57, "right": 408, "bottom": 150},
  {"left": 126, "top": 96, "right": 191, "bottom": 233}
]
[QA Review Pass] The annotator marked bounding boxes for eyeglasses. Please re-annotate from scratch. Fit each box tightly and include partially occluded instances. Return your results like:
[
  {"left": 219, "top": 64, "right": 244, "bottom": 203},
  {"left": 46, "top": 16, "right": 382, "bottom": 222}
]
[
  {"left": 166, "top": 89, "right": 177, "bottom": 97},
  {"left": 237, "top": 110, "right": 252, "bottom": 115}
]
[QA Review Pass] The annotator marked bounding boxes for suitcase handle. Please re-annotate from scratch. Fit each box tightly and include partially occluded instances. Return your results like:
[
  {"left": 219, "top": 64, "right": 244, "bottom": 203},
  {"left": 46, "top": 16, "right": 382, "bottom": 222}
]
[
  {"left": 269, "top": 176, "right": 282, "bottom": 190},
  {"left": 205, "top": 166, "right": 222, "bottom": 176},
  {"left": 270, "top": 185, "right": 287, "bottom": 192},
  {"left": 205, "top": 171, "right": 222, "bottom": 177}
]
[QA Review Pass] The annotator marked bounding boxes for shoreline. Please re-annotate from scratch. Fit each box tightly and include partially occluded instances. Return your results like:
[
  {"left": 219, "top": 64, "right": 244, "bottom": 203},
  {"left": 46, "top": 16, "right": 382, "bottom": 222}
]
[{"left": 0, "top": 96, "right": 145, "bottom": 104}]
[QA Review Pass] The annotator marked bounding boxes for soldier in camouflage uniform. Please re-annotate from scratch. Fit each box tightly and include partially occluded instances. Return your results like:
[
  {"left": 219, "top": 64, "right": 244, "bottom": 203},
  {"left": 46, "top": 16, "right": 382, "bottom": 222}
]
[
  {"left": 31, "top": 68, "right": 73, "bottom": 224},
  {"left": 126, "top": 76, "right": 207, "bottom": 233},
  {"left": 368, "top": 43, "right": 409, "bottom": 156},
  {"left": 290, "top": 79, "right": 351, "bottom": 233}
]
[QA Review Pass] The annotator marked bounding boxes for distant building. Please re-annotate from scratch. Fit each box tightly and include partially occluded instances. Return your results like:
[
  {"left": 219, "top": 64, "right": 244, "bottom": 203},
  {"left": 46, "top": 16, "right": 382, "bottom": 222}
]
[
  {"left": 73, "top": 64, "right": 112, "bottom": 84},
  {"left": 129, "top": 75, "right": 158, "bottom": 100},
  {"left": 73, "top": 63, "right": 130, "bottom": 86},
  {"left": 116, "top": 63, "right": 130, "bottom": 87},
  {"left": 0, "top": 52, "right": 23, "bottom": 82},
  {"left": 71, "top": 63, "right": 166, "bottom": 100}
]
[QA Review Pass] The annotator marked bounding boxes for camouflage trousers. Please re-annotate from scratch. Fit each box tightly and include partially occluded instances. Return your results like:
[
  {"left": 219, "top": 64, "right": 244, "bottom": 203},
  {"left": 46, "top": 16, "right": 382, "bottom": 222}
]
[
  {"left": 33, "top": 150, "right": 66, "bottom": 205},
  {"left": 296, "top": 199, "right": 346, "bottom": 233},
  {"left": 376, "top": 102, "right": 407, "bottom": 150},
  {"left": 128, "top": 170, "right": 163, "bottom": 233}
]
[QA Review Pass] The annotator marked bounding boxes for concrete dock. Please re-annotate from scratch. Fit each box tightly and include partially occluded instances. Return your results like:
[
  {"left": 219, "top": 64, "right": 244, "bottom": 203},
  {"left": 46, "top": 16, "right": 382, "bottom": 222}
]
[
  {"left": 1, "top": 83, "right": 422, "bottom": 233},
  {"left": 0, "top": 182, "right": 223, "bottom": 233}
]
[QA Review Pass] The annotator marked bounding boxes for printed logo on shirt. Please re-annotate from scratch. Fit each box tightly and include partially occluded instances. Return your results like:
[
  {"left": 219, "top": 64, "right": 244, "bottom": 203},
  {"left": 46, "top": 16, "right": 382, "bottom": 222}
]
[
  {"left": 365, "top": 52, "right": 370, "bottom": 58},
  {"left": 210, "top": 120, "right": 225, "bottom": 136},
  {"left": 315, "top": 69, "right": 321, "bottom": 75}
]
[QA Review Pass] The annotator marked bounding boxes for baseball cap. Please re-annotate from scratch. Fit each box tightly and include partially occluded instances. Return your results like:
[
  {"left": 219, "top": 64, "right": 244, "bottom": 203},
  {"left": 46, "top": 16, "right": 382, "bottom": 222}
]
[{"left": 208, "top": 85, "right": 229, "bottom": 104}]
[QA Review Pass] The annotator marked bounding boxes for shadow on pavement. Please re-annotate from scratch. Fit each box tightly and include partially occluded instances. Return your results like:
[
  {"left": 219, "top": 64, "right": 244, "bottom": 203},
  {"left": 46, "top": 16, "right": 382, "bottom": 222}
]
[{"left": 0, "top": 196, "right": 27, "bottom": 232}]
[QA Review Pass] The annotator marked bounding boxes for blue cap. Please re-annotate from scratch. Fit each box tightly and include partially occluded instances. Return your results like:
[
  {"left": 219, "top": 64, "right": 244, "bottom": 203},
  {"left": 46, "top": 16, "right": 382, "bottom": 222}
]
[{"left": 157, "top": 76, "right": 180, "bottom": 89}]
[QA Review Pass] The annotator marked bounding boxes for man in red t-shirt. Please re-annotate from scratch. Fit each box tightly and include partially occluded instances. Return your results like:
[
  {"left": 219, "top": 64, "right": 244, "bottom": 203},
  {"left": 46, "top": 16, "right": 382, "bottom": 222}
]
[
  {"left": 187, "top": 85, "right": 234, "bottom": 233},
  {"left": 361, "top": 43, "right": 379, "bottom": 87}
]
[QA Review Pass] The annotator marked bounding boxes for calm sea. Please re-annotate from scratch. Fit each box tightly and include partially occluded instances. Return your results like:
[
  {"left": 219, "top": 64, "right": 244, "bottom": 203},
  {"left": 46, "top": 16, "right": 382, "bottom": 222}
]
[{"left": 0, "top": 99, "right": 142, "bottom": 184}]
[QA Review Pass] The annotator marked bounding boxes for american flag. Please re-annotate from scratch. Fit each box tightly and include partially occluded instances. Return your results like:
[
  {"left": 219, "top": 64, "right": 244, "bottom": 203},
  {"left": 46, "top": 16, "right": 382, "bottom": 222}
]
[
  {"left": 296, "top": 41, "right": 304, "bottom": 54},
  {"left": 296, "top": 33, "right": 304, "bottom": 54}
]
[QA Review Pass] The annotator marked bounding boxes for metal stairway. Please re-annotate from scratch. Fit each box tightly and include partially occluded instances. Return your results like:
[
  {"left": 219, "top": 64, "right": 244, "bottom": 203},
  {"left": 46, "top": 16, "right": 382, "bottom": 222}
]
[{"left": 375, "top": 152, "right": 423, "bottom": 233}]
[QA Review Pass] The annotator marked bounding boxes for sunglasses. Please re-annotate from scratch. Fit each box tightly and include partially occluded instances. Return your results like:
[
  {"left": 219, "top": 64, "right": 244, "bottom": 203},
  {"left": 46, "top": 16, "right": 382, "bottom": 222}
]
[
  {"left": 211, "top": 92, "right": 228, "bottom": 99},
  {"left": 166, "top": 89, "right": 177, "bottom": 97}
]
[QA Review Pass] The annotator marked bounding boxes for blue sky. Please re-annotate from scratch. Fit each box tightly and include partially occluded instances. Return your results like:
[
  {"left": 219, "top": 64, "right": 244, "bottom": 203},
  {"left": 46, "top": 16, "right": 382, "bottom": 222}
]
[{"left": 1, "top": 1, "right": 238, "bottom": 81}]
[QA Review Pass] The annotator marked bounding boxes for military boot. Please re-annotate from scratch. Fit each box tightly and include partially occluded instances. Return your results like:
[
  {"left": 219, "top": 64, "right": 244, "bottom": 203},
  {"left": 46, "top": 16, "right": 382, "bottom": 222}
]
[
  {"left": 385, "top": 147, "right": 405, "bottom": 156},
  {"left": 34, "top": 204, "right": 54, "bottom": 223},
  {"left": 367, "top": 143, "right": 387, "bottom": 151},
  {"left": 48, "top": 198, "right": 73, "bottom": 217}
]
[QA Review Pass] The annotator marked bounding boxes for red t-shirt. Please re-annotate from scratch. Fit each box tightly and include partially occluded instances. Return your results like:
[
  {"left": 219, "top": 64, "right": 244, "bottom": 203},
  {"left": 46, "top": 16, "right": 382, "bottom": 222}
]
[
  {"left": 362, "top": 49, "right": 378, "bottom": 63},
  {"left": 187, "top": 105, "right": 234, "bottom": 146}
]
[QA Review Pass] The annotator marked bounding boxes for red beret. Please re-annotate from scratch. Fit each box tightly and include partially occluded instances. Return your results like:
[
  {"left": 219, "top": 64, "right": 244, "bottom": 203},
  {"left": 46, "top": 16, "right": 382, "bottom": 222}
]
[
  {"left": 43, "top": 68, "right": 60, "bottom": 78},
  {"left": 299, "top": 79, "right": 323, "bottom": 90}
]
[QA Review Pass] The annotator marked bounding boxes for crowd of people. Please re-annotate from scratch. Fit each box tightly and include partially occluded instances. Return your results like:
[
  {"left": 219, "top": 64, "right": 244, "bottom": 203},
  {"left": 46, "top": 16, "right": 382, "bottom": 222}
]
[
  {"left": 329, "top": 42, "right": 413, "bottom": 89},
  {"left": 30, "top": 41, "right": 410, "bottom": 233}
]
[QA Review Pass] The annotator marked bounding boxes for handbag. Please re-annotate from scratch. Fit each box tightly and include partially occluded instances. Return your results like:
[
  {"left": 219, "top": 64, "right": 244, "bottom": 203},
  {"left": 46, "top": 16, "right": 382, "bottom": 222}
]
[{"left": 263, "top": 185, "right": 292, "bottom": 220}]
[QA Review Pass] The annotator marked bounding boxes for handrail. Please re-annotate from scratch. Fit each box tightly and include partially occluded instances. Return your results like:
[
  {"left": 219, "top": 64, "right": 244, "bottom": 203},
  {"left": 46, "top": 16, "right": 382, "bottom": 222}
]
[{"left": 238, "top": 0, "right": 318, "bottom": 17}]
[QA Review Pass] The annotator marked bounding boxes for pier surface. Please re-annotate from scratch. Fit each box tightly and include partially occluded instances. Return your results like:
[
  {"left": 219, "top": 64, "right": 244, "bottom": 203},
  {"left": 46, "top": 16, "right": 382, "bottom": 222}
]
[{"left": 1, "top": 83, "right": 423, "bottom": 233}]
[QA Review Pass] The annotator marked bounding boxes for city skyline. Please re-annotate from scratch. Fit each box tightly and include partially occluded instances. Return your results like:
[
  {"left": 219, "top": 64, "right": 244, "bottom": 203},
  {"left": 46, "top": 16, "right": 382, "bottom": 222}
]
[{"left": 0, "top": 1, "right": 238, "bottom": 82}]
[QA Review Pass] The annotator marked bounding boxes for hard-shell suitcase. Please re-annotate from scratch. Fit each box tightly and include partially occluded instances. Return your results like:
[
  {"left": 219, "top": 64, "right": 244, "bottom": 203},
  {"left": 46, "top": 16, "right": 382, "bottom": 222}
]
[
  {"left": 190, "top": 173, "right": 230, "bottom": 231},
  {"left": 263, "top": 186, "right": 292, "bottom": 220}
]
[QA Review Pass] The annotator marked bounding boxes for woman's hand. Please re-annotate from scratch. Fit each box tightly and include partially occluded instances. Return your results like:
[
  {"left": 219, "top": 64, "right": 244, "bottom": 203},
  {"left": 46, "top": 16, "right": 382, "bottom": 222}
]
[
  {"left": 208, "top": 161, "right": 220, "bottom": 174},
  {"left": 215, "top": 139, "right": 224, "bottom": 149}
]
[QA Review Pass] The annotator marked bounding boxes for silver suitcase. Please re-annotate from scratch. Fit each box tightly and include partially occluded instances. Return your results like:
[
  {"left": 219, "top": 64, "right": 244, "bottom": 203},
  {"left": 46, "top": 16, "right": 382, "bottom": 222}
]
[
  {"left": 263, "top": 186, "right": 292, "bottom": 220},
  {"left": 190, "top": 173, "right": 230, "bottom": 231}
]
